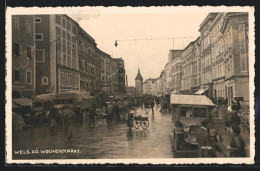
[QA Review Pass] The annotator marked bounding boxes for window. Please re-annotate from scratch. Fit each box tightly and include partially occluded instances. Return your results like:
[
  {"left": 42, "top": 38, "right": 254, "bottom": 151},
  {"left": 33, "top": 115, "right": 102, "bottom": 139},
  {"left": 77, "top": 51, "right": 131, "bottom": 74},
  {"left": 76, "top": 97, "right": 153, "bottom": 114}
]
[
  {"left": 35, "top": 33, "right": 43, "bottom": 41},
  {"left": 67, "top": 22, "right": 71, "bottom": 31},
  {"left": 27, "top": 46, "right": 32, "bottom": 58},
  {"left": 14, "top": 18, "right": 19, "bottom": 29},
  {"left": 239, "top": 24, "right": 246, "bottom": 50},
  {"left": 57, "top": 51, "right": 61, "bottom": 64},
  {"left": 65, "top": 73, "right": 68, "bottom": 85},
  {"left": 73, "top": 75, "right": 79, "bottom": 86},
  {"left": 67, "top": 41, "right": 70, "bottom": 47},
  {"left": 193, "top": 107, "right": 206, "bottom": 118},
  {"left": 42, "top": 76, "right": 48, "bottom": 85},
  {"left": 14, "top": 70, "right": 20, "bottom": 82},
  {"left": 72, "top": 57, "right": 76, "bottom": 69},
  {"left": 62, "top": 18, "right": 66, "bottom": 28},
  {"left": 63, "top": 54, "right": 66, "bottom": 66},
  {"left": 57, "top": 35, "right": 61, "bottom": 42},
  {"left": 69, "top": 73, "right": 73, "bottom": 86},
  {"left": 35, "top": 49, "right": 45, "bottom": 62},
  {"left": 26, "top": 23, "right": 31, "bottom": 33},
  {"left": 72, "top": 25, "right": 76, "bottom": 34},
  {"left": 67, "top": 55, "right": 71, "bottom": 68},
  {"left": 26, "top": 69, "right": 32, "bottom": 84},
  {"left": 56, "top": 15, "right": 61, "bottom": 25},
  {"left": 60, "top": 72, "right": 64, "bottom": 85},
  {"left": 14, "top": 43, "right": 21, "bottom": 56},
  {"left": 72, "top": 43, "right": 75, "bottom": 49},
  {"left": 180, "top": 107, "right": 193, "bottom": 117},
  {"left": 35, "top": 17, "right": 42, "bottom": 23},
  {"left": 62, "top": 38, "right": 66, "bottom": 45}
]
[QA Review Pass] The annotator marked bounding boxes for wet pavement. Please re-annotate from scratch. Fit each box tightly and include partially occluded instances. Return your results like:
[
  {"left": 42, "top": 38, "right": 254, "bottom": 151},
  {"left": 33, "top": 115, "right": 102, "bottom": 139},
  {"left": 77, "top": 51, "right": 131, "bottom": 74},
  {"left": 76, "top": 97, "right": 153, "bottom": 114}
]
[{"left": 12, "top": 106, "right": 174, "bottom": 159}]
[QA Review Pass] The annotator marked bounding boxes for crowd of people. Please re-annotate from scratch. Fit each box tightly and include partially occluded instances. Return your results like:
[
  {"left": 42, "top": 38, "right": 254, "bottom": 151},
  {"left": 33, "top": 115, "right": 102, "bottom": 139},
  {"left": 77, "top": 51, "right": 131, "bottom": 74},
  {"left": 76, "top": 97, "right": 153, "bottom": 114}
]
[{"left": 195, "top": 100, "right": 246, "bottom": 158}]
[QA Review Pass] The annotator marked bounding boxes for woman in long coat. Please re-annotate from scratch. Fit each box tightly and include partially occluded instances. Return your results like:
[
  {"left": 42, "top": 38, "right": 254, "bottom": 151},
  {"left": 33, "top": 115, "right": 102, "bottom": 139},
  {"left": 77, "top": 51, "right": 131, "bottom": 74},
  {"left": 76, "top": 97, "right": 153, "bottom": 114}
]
[{"left": 226, "top": 124, "right": 246, "bottom": 157}]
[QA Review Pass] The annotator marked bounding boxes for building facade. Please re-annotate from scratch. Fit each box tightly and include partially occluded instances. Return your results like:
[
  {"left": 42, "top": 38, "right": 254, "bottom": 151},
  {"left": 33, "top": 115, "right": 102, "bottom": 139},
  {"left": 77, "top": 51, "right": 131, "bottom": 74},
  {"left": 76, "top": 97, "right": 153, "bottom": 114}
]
[
  {"left": 143, "top": 78, "right": 158, "bottom": 96},
  {"left": 115, "top": 58, "right": 126, "bottom": 94},
  {"left": 198, "top": 13, "right": 218, "bottom": 97},
  {"left": 34, "top": 15, "right": 80, "bottom": 95},
  {"left": 169, "top": 50, "right": 183, "bottom": 93},
  {"left": 220, "top": 12, "right": 249, "bottom": 106},
  {"left": 99, "top": 49, "right": 118, "bottom": 94},
  {"left": 181, "top": 41, "right": 194, "bottom": 94},
  {"left": 191, "top": 37, "right": 201, "bottom": 93},
  {"left": 12, "top": 15, "right": 35, "bottom": 98},
  {"left": 210, "top": 13, "right": 226, "bottom": 101},
  {"left": 149, "top": 12, "right": 249, "bottom": 107},
  {"left": 78, "top": 27, "right": 98, "bottom": 92}
]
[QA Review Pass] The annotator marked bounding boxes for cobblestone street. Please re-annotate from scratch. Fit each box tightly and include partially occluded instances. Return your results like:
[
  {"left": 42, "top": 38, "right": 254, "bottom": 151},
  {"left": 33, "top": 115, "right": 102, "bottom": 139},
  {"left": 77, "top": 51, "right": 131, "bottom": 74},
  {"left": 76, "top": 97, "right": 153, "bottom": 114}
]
[{"left": 12, "top": 106, "right": 174, "bottom": 159}]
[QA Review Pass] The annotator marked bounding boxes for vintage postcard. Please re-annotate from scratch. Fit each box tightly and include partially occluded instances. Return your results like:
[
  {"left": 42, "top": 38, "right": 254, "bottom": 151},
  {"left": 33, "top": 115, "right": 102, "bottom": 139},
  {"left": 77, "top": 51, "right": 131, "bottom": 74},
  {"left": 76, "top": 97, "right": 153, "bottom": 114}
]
[{"left": 5, "top": 6, "right": 255, "bottom": 165}]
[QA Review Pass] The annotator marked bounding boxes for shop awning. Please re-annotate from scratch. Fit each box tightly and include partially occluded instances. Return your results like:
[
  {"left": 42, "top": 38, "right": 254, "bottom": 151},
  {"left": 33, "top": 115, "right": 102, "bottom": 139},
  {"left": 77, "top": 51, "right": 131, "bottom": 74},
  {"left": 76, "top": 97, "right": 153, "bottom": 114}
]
[
  {"left": 170, "top": 94, "right": 215, "bottom": 106},
  {"left": 12, "top": 98, "right": 32, "bottom": 107},
  {"left": 194, "top": 88, "right": 208, "bottom": 95}
]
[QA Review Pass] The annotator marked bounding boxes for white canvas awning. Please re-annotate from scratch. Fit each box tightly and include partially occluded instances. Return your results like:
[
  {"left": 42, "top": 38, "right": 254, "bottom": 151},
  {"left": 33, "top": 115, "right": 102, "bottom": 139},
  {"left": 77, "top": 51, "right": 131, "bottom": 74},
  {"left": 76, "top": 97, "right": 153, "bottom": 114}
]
[
  {"left": 170, "top": 94, "right": 214, "bottom": 106},
  {"left": 194, "top": 88, "right": 208, "bottom": 95}
]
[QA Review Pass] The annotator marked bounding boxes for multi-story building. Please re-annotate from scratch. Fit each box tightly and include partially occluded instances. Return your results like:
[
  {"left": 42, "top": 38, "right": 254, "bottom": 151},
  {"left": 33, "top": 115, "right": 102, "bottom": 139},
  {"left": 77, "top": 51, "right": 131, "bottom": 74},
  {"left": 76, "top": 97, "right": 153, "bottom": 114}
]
[
  {"left": 34, "top": 15, "right": 80, "bottom": 95},
  {"left": 181, "top": 41, "right": 194, "bottom": 94},
  {"left": 198, "top": 13, "right": 218, "bottom": 97},
  {"left": 143, "top": 78, "right": 158, "bottom": 95},
  {"left": 78, "top": 27, "right": 98, "bottom": 92},
  {"left": 155, "top": 76, "right": 162, "bottom": 96},
  {"left": 169, "top": 50, "right": 183, "bottom": 93},
  {"left": 110, "top": 58, "right": 119, "bottom": 94},
  {"left": 220, "top": 12, "right": 249, "bottom": 106},
  {"left": 12, "top": 15, "right": 35, "bottom": 98},
  {"left": 164, "top": 62, "right": 172, "bottom": 93},
  {"left": 191, "top": 37, "right": 201, "bottom": 93},
  {"left": 135, "top": 68, "right": 143, "bottom": 96},
  {"left": 115, "top": 58, "right": 126, "bottom": 94},
  {"left": 210, "top": 13, "right": 226, "bottom": 100},
  {"left": 99, "top": 49, "right": 118, "bottom": 94}
]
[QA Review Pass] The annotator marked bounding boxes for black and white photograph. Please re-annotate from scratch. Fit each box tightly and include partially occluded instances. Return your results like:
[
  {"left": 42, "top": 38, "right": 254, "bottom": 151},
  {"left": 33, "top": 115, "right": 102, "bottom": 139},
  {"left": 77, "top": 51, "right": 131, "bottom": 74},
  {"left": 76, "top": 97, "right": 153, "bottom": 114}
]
[{"left": 5, "top": 6, "right": 255, "bottom": 164}]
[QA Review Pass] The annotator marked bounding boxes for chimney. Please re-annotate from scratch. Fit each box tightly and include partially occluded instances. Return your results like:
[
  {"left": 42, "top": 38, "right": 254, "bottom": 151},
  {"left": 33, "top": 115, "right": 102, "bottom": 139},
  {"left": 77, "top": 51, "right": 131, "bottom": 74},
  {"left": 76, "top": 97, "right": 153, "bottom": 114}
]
[{"left": 126, "top": 75, "right": 128, "bottom": 87}]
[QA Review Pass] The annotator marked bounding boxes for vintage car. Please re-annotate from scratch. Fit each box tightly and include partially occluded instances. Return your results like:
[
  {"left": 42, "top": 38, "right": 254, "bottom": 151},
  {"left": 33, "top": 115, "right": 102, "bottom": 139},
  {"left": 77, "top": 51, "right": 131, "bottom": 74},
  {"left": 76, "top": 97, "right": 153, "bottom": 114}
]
[
  {"left": 32, "top": 93, "right": 55, "bottom": 120},
  {"left": 170, "top": 94, "right": 216, "bottom": 157}
]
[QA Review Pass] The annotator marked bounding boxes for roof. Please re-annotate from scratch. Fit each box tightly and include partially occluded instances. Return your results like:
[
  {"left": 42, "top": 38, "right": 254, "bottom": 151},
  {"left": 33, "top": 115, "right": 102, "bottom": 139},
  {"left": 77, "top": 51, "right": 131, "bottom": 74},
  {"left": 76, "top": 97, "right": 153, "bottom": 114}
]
[
  {"left": 33, "top": 93, "right": 55, "bottom": 102},
  {"left": 170, "top": 94, "right": 215, "bottom": 106},
  {"left": 13, "top": 98, "right": 32, "bottom": 107},
  {"left": 135, "top": 70, "right": 143, "bottom": 80},
  {"left": 54, "top": 91, "right": 93, "bottom": 102}
]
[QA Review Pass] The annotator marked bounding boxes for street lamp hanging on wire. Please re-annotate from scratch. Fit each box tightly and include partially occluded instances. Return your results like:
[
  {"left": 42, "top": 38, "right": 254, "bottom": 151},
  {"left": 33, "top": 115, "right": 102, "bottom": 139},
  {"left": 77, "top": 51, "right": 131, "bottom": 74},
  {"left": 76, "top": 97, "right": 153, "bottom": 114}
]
[
  {"left": 113, "top": 36, "right": 197, "bottom": 49},
  {"left": 114, "top": 40, "right": 118, "bottom": 47}
]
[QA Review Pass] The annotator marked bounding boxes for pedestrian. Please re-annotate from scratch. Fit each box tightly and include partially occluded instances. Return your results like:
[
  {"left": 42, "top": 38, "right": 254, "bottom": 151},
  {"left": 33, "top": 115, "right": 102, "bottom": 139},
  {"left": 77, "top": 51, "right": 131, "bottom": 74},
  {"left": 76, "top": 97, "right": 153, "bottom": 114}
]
[
  {"left": 88, "top": 105, "right": 97, "bottom": 127},
  {"left": 63, "top": 105, "right": 76, "bottom": 140},
  {"left": 127, "top": 110, "right": 134, "bottom": 130},
  {"left": 195, "top": 119, "right": 213, "bottom": 157},
  {"left": 74, "top": 105, "right": 82, "bottom": 126},
  {"left": 150, "top": 98, "right": 155, "bottom": 114},
  {"left": 112, "top": 99, "right": 120, "bottom": 121},
  {"left": 226, "top": 124, "right": 246, "bottom": 157},
  {"left": 225, "top": 104, "right": 241, "bottom": 130},
  {"left": 49, "top": 104, "right": 58, "bottom": 132}
]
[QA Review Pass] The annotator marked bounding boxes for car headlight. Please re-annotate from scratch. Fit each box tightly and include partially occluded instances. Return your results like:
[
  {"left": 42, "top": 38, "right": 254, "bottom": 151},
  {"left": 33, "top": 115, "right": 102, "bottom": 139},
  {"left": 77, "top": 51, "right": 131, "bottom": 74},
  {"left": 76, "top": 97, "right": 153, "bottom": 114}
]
[
  {"left": 183, "top": 125, "right": 190, "bottom": 132},
  {"left": 36, "top": 112, "right": 41, "bottom": 116}
]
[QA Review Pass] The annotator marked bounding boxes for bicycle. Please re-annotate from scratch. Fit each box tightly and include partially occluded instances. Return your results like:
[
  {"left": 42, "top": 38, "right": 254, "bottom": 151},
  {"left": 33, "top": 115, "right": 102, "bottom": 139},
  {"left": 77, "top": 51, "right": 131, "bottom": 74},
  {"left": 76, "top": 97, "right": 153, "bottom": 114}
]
[{"left": 86, "top": 109, "right": 106, "bottom": 127}]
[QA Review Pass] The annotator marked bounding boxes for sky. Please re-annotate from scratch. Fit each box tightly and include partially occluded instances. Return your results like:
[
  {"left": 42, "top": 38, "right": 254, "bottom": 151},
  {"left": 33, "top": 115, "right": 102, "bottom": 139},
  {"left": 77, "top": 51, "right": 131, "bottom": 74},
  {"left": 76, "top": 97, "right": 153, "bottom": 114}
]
[{"left": 68, "top": 7, "right": 208, "bottom": 87}]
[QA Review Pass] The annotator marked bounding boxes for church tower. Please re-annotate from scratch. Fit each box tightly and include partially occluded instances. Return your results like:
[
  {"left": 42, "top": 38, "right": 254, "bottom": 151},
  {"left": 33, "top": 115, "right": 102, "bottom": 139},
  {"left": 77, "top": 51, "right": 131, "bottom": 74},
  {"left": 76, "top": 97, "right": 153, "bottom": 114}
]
[{"left": 135, "top": 68, "right": 143, "bottom": 97}]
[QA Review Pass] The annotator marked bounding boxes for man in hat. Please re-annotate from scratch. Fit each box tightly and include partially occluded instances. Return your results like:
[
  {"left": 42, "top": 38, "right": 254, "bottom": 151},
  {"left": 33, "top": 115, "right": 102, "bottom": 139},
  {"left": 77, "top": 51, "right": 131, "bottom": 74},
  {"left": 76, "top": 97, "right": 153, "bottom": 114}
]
[
  {"left": 63, "top": 105, "right": 76, "bottom": 140},
  {"left": 195, "top": 119, "right": 213, "bottom": 157}
]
